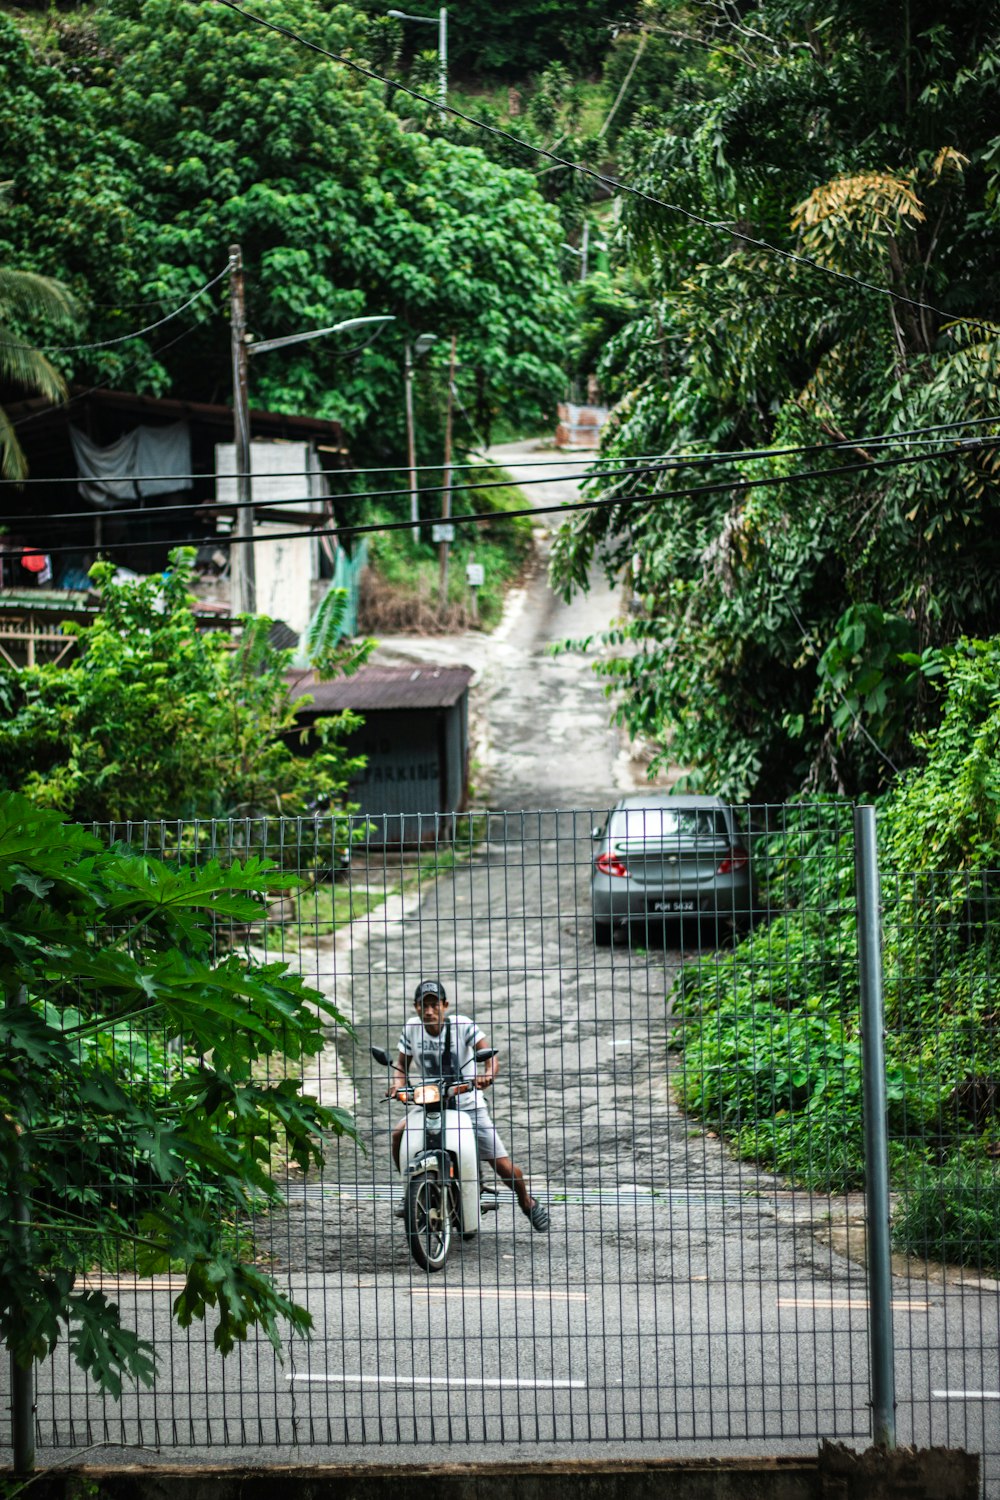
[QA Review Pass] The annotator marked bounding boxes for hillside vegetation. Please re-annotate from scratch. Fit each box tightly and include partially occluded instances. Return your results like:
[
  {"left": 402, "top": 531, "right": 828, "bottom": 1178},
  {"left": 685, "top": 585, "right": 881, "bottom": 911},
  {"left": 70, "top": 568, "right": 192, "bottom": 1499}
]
[{"left": 3, "top": 0, "right": 1000, "bottom": 1258}]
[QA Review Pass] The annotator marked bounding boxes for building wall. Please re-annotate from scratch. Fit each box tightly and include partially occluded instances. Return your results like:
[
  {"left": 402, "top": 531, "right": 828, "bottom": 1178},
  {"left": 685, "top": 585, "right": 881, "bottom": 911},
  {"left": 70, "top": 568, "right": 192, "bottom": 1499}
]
[
  {"left": 334, "top": 698, "right": 469, "bottom": 843},
  {"left": 217, "top": 440, "right": 325, "bottom": 641}
]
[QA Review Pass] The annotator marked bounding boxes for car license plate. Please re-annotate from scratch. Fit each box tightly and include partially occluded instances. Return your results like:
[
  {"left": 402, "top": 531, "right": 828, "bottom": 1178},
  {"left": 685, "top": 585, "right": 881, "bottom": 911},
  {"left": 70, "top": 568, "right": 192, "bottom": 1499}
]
[{"left": 654, "top": 899, "right": 696, "bottom": 912}]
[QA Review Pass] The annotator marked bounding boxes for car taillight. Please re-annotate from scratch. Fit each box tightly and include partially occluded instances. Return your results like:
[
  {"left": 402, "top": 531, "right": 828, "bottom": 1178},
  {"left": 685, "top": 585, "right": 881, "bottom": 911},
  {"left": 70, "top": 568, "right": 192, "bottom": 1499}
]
[
  {"left": 595, "top": 851, "right": 629, "bottom": 878},
  {"left": 717, "top": 848, "right": 749, "bottom": 875}
]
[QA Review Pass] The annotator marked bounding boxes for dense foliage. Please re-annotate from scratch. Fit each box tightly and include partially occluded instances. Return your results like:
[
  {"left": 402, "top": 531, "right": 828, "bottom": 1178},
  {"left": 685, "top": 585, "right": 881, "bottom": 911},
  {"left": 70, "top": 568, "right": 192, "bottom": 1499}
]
[
  {"left": 0, "top": 0, "right": 570, "bottom": 457},
  {"left": 552, "top": 0, "right": 1000, "bottom": 801},
  {"left": 674, "top": 637, "right": 1000, "bottom": 1265},
  {"left": 0, "top": 550, "right": 368, "bottom": 823},
  {"left": 361, "top": 0, "right": 636, "bottom": 76},
  {"left": 0, "top": 794, "right": 353, "bottom": 1394}
]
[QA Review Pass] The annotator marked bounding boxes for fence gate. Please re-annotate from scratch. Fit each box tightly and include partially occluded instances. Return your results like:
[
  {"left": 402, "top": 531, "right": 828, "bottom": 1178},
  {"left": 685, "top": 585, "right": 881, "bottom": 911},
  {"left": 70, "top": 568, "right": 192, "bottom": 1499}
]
[{"left": 4, "top": 804, "right": 998, "bottom": 1491}]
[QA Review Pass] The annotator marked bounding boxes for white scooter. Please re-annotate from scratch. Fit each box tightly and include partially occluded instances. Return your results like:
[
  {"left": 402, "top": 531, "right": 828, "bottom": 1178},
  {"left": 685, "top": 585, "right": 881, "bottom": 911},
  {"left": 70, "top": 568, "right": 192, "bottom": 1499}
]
[{"left": 371, "top": 1045, "right": 500, "bottom": 1271}]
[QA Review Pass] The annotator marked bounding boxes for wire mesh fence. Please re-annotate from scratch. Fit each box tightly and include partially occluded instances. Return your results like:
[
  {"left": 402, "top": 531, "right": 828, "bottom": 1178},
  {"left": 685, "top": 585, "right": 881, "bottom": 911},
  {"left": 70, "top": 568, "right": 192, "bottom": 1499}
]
[
  {"left": 0, "top": 803, "right": 995, "bottom": 1487},
  {"left": 880, "top": 865, "right": 1000, "bottom": 1492}
]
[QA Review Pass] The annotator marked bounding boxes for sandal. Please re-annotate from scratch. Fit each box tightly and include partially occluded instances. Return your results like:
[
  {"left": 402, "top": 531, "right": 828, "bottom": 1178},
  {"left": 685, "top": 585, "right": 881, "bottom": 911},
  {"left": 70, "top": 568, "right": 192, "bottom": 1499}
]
[{"left": 527, "top": 1200, "right": 549, "bottom": 1233}]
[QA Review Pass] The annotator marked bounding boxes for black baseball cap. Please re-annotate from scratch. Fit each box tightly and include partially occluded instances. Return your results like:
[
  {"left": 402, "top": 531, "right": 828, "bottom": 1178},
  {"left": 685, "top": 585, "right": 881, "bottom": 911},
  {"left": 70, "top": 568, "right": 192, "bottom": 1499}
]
[{"left": 414, "top": 978, "right": 447, "bottom": 1004}]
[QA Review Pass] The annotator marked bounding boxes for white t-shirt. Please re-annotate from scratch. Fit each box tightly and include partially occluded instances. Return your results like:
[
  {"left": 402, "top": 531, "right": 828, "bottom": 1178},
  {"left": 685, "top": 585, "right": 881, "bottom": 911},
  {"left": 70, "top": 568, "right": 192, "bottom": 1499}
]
[{"left": 398, "top": 1013, "right": 485, "bottom": 1112}]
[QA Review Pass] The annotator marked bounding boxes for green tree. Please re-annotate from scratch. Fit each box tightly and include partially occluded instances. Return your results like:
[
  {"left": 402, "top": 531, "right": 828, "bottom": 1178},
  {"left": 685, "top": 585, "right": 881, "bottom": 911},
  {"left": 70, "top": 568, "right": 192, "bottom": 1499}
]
[
  {"left": 358, "top": 0, "right": 638, "bottom": 75},
  {"left": 0, "top": 793, "right": 354, "bottom": 1394},
  {"left": 0, "top": 266, "right": 78, "bottom": 479},
  {"left": 551, "top": 0, "right": 1000, "bottom": 800},
  {"left": 0, "top": 549, "right": 370, "bottom": 824},
  {"left": 0, "top": 1, "right": 571, "bottom": 458}
]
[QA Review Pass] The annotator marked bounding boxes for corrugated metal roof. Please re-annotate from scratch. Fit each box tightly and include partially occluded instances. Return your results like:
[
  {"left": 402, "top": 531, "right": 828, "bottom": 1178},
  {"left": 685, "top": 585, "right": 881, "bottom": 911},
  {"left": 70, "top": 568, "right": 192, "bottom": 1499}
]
[
  {"left": 4, "top": 387, "right": 346, "bottom": 443},
  {"left": 0, "top": 589, "right": 90, "bottom": 613},
  {"left": 291, "top": 664, "right": 474, "bottom": 712},
  {"left": 0, "top": 589, "right": 236, "bottom": 624}
]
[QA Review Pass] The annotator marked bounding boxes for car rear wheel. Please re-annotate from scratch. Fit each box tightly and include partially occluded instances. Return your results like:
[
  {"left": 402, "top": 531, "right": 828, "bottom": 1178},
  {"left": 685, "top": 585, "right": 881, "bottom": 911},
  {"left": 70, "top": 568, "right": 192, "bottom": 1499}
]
[{"left": 593, "top": 919, "right": 613, "bottom": 947}]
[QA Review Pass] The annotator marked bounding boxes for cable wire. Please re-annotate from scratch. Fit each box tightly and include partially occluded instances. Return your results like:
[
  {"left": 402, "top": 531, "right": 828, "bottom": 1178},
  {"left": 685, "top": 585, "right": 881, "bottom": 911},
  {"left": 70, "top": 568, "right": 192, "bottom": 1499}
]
[
  {"left": 210, "top": 0, "right": 1000, "bottom": 342},
  {"left": 5, "top": 435, "right": 995, "bottom": 562},
  {"left": 10, "top": 319, "right": 210, "bottom": 436},
  {"left": 0, "top": 430, "right": 983, "bottom": 536},
  {"left": 0, "top": 267, "right": 228, "bottom": 356},
  {"left": 2, "top": 414, "right": 996, "bottom": 525}
]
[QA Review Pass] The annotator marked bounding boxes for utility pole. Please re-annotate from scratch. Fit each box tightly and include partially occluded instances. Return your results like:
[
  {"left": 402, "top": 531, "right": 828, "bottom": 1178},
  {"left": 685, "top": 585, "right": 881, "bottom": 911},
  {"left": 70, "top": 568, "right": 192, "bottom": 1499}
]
[
  {"left": 438, "top": 333, "right": 457, "bottom": 611},
  {"left": 404, "top": 340, "right": 418, "bottom": 541},
  {"left": 580, "top": 218, "right": 590, "bottom": 282},
  {"left": 437, "top": 7, "right": 447, "bottom": 122},
  {"left": 404, "top": 332, "right": 437, "bottom": 541},
  {"left": 229, "top": 243, "right": 255, "bottom": 615}
]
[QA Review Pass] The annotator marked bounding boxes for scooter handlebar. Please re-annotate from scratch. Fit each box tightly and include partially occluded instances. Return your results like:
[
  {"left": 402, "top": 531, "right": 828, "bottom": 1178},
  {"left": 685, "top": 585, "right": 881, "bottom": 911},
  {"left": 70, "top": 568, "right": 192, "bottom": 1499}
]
[{"left": 386, "top": 1082, "right": 473, "bottom": 1102}]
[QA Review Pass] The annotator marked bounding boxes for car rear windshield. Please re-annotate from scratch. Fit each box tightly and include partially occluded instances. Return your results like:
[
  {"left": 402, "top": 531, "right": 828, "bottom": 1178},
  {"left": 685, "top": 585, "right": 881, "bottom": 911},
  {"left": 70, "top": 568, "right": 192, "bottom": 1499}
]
[{"left": 610, "top": 808, "right": 729, "bottom": 840}]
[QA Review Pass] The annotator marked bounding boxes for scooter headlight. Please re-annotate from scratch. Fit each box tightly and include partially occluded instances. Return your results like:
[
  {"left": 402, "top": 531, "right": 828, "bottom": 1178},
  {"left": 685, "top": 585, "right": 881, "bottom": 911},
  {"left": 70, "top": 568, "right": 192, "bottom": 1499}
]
[{"left": 413, "top": 1084, "right": 441, "bottom": 1105}]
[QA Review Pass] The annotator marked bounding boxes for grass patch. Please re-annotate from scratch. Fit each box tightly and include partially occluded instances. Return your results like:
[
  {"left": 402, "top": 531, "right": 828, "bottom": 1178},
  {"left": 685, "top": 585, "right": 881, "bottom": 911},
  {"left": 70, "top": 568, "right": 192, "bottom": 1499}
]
[
  {"left": 357, "top": 464, "right": 535, "bottom": 633},
  {"left": 264, "top": 815, "right": 487, "bottom": 953},
  {"left": 892, "top": 1165, "right": 1000, "bottom": 1273}
]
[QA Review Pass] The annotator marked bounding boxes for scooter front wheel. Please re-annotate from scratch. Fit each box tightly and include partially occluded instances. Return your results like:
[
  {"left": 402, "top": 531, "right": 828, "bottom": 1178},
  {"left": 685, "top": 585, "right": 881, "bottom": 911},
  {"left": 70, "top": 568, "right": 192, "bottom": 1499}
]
[{"left": 406, "top": 1171, "right": 451, "bottom": 1272}]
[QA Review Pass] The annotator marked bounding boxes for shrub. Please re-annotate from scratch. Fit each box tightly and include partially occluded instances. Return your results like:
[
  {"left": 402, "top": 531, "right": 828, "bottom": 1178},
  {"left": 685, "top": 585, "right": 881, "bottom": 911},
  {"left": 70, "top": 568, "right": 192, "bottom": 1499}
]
[{"left": 892, "top": 1166, "right": 1000, "bottom": 1273}]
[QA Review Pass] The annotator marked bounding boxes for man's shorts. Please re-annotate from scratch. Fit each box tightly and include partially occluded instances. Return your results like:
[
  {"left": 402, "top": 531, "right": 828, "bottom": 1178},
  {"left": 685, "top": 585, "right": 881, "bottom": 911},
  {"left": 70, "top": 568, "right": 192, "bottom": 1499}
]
[{"left": 467, "top": 1105, "right": 508, "bottom": 1162}]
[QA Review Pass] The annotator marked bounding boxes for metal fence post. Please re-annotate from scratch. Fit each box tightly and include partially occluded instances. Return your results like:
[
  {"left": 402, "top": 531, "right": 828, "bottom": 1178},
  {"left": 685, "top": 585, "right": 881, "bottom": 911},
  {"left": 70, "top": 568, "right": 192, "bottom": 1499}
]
[
  {"left": 853, "top": 803, "right": 896, "bottom": 1450},
  {"left": 9, "top": 984, "right": 35, "bottom": 1473}
]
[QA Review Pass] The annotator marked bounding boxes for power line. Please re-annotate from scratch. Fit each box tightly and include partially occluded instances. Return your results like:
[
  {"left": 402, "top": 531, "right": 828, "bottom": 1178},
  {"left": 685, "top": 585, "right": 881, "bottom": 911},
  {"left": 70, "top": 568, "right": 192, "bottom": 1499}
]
[
  {"left": 0, "top": 267, "right": 228, "bottom": 356},
  {"left": 6, "top": 436, "right": 996, "bottom": 562},
  {"left": 210, "top": 0, "right": 1000, "bottom": 342},
  {"left": 3, "top": 414, "right": 996, "bottom": 526},
  {"left": 10, "top": 320, "right": 209, "bottom": 435}
]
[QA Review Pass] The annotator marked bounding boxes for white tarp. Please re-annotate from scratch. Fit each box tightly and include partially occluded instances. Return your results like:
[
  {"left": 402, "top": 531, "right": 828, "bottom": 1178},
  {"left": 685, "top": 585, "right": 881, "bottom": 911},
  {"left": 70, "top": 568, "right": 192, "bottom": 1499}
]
[{"left": 70, "top": 422, "right": 193, "bottom": 508}]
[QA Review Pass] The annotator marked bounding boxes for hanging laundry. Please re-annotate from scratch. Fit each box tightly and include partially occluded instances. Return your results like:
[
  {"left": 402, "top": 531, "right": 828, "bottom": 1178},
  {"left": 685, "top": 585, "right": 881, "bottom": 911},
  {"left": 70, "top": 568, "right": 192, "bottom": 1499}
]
[
  {"left": 21, "top": 550, "right": 53, "bottom": 585},
  {"left": 69, "top": 422, "right": 193, "bottom": 508}
]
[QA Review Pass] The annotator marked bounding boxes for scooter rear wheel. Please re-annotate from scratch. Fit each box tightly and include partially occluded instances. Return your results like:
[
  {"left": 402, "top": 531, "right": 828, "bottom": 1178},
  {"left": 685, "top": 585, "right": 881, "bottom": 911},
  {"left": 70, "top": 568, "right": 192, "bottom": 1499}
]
[{"left": 406, "top": 1172, "right": 451, "bottom": 1272}]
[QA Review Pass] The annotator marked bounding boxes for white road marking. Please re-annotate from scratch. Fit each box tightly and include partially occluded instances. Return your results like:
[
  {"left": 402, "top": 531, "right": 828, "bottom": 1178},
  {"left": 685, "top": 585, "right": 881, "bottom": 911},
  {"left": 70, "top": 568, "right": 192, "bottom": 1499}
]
[
  {"left": 288, "top": 1373, "right": 589, "bottom": 1389},
  {"left": 777, "top": 1297, "right": 932, "bottom": 1311},
  {"left": 933, "top": 1390, "right": 1000, "bottom": 1401},
  {"left": 412, "top": 1288, "right": 588, "bottom": 1302}
]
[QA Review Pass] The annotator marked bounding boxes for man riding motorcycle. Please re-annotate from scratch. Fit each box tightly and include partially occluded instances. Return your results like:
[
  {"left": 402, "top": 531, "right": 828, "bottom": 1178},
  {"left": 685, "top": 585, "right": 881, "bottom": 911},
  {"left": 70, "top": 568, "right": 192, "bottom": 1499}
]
[{"left": 390, "top": 978, "right": 549, "bottom": 1232}]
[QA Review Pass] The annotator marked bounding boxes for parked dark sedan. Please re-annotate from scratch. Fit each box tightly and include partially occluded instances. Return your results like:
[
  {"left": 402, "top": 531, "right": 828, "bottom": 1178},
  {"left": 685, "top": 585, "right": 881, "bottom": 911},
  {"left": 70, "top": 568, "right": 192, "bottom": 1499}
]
[{"left": 590, "top": 794, "right": 755, "bottom": 945}]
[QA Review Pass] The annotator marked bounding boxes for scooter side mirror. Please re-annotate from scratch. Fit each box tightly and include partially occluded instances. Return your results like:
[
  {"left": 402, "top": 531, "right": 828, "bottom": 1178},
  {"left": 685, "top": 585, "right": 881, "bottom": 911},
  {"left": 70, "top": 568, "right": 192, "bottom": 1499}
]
[
  {"left": 371, "top": 1046, "right": 391, "bottom": 1066},
  {"left": 477, "top": 1048, "right": 499, "bottom": 1061}
]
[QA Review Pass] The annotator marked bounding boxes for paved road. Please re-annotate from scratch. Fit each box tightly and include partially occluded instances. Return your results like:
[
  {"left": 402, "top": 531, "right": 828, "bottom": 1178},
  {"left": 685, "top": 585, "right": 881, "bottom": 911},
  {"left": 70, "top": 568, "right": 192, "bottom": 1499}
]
[{"left": 15, "top": 443, "right": 1000, "bottom": 1484}]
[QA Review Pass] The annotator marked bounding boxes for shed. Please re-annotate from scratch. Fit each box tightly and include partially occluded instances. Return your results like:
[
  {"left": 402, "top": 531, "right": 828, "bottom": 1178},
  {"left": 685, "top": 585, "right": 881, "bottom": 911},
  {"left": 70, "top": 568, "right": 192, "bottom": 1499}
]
[
  {"left": 1, "top": 386, "right": 348, "bottom": 584},
  {"left": 291, "top": 663, "right": 475, "bottom": 843}
]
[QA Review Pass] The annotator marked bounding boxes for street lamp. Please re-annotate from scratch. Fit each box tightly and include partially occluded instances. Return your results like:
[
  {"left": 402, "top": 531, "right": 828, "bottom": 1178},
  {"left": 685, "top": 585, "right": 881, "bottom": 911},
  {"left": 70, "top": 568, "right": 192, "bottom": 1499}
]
[
  {"left": 387, "top": 7, "right": 447, "bottom": 121},
  {"left": 404, "top": 332, "right": 437, "bottom": 539},
  {"left": 229, "top": 243, "right": 393, "bottom": 613},
  {"left": 247, "top": 315, "right": 394, "bottom": 358}
]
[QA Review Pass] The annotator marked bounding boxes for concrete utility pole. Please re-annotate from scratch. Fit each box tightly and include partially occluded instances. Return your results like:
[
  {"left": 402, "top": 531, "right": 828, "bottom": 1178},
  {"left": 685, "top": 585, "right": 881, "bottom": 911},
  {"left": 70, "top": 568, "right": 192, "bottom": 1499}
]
[
  {"left": 437, "top": 7, "right": 447, "bottom": 123},
  {"left": 229, "top": 243, "right": 255, "bottom": 615},
  {"left": 404, "top": 332, "right": 437, "bottom": 540},
  {"left": 438, "top": 332, "right": 457, "bottom": 610},
  {"left": 404, "top": 340, "right": 418, "bottom": 541}
]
